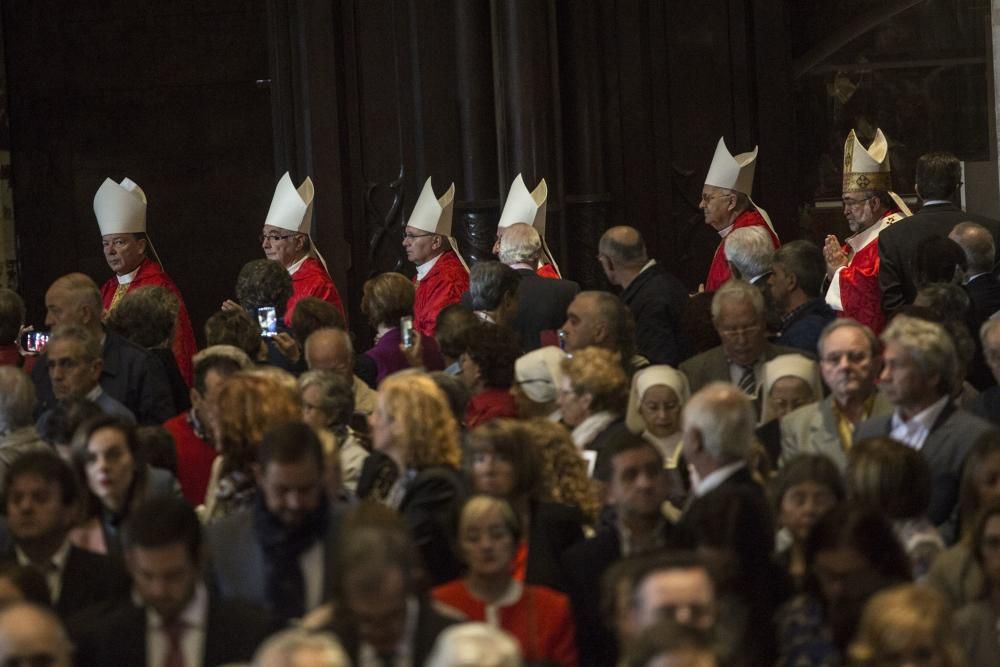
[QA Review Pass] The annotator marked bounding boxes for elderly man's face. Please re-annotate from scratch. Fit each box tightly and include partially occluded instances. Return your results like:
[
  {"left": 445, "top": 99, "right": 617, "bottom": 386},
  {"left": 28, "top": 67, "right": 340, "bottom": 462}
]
[
  {"left": 879, "top": 340, "right": 940, "bottom": 411},
  {"left": 305, "top": 335, "right": 351, "bottom": 378},
  {"left": 0, "top": 606, "right": 72, "bottom": 667},
  {"left": 560, "top": 294, "right": 604, "bottom": 352},
  {"left": 47, "top": 339, "right": 102, "bottom": 401},
  {"left": 714, "top": 298, "right": 766, "bottom": 366},
  {"left": 819, "top": 326, "right": 879, "bottom": 403},
  {"left": 841, "top": 192, "right": 878, "bottom": 235},
  {"left": 102, "top": 234, "right": 146, "bottom": 276},
  {"left": 402, "top": 226, "right": 442, "bottom": 266},
  {"left": 44, "top": 285, "right": 84, "bottom": 329},
  {"left": 261, "top": 224, "right": 305, "bottom": 268},
  {"left": 492, "top": 226, "right": 505, "bottom": 256},
  {"left": 984, "top": 326, "right": 1000, "bottom": 385},
  {"left": 699, "top": 186, "right": 736, "bottom": 232}
]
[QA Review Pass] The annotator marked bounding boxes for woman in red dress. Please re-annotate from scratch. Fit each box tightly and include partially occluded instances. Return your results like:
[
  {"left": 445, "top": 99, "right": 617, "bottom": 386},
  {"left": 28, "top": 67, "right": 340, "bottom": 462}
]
[{"left": 432, "top": 496, "right": 578, "bottom": 667}]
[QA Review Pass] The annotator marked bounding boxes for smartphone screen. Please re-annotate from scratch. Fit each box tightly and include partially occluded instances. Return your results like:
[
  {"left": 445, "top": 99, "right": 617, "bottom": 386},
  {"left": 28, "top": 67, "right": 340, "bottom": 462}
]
[
  {"left": 256, "top": 306, "right": 278, "bottom": 338},
  {"left": 400, "top": 316, "right": 414, "bottom": 348},
  {"left": 21, "top": 330, "right": 49, "bottom": 353}
]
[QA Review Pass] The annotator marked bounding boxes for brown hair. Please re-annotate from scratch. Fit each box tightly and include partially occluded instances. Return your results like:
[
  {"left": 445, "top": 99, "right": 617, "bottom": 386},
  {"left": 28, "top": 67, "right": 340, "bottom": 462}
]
[
  {"left": 847, "top": 437, "right": 932, "bottom": 520},
  {"left": 523, "top": 417, "right": 601, "bottom": 523},
  {"left": 377, "top": 373, "right": 461, "bottom": 470},
  {"left": 361, "top": 272, "right": 415, "bottom": 328},
  {"left": 466, "top": 419, "right": 541, "bottom": 500},
  {"left": 561, "top": 346, "right": 628, "bottom": 414}
]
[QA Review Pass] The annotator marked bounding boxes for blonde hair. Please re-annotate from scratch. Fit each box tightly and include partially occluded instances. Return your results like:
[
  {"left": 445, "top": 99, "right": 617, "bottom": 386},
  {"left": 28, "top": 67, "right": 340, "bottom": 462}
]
[
  {"left": 848, "top": 584, "right": 962, "bottom": 667},
  {"left": 378, "top": 373, "right": 461, "bottom": 469},
  {"left": 524, "top": 418, "right": 601, "bottom": 523},
  {"left": 460, "top": 495, "right": 521, "bottom": 543},
  {"left": 561, "top": 347, "right": 628, "bottom": 414},
  {"left": 208, "top": 372, "right": 302, "bottom": 474}
]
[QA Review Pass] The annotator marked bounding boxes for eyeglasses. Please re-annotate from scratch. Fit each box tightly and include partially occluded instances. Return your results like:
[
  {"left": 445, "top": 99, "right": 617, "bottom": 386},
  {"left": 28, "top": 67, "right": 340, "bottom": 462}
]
[
  {"left": 841, "top": 196, "right": 874, "bottom": 209},
  {"left": 718, "top": 324, "right": 762, "bottom": 338},
  {"left": 403, "top": 232, "right": 434, "bottom": 241},
  {"left": 101, "top": 238, "right": 133, "bottom": 250},
  {"left": 700, "top": 192, "right": 734, "bottom": 205},
  {"left": 259, "top": 232, "right": 298, "bottom": 243},
  {"left": 820, "top": 350, "right": 871, "bottom": 365}
]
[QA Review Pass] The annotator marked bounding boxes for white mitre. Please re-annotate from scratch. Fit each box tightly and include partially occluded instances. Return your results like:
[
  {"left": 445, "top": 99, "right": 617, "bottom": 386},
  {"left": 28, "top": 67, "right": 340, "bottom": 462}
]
[
  {"left": 94, "top": 177, "right": 163, "bottom": 267},
  {"left": 497, "top": 173, "right": 559, "bottom": 277},
  {"left": 265, "top": 172, "right": 329, "bottom": 270},
  {"left": 407, "top": 177, "right": 468, "bottom": 272},
  {"left": 704, "top": 137, "right": 776, "bottom": 237}
]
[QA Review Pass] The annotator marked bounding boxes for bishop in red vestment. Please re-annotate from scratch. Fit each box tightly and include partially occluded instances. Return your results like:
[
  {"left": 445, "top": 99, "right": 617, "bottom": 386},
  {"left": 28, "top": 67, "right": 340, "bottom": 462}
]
[{"left": 704, "top": 208, "right": 780, "bottom": 291}]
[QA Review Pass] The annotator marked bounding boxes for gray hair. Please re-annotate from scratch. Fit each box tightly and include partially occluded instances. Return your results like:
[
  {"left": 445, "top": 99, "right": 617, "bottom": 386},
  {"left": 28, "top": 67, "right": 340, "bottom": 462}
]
[
  {"left": 0, "top": 367, "right": 36, "bottom": 434},
  {"left": 981, "top": 316, "right": 1000, "bottom": 346},
  {"left": 49, "top": 324, "right": 101, "bottom": 361},
  {"left": 773, "top": 240, "right": 825, "bottom": 297},
  {"left": 298, "top": 369, "right": 355, "bottom": 426},
  {"left": 817, "top": 318, "right": 879, "bottom": 359},
  {"left": 723, "top": 226, "right": 774, "bottom": 280},
  {"left": 881, "top": 315, "right": 957, "bottom": 396},
  {"left": 951, "top": 222, "right": 996, "bottom": 274},
  {"left": 426, "top": 623, "right": 522, "bottom": 667},
  {"left": 710, "top": 279, "right": 765, "bottom": 321},
  {"left": 192, "top": 344, "right": 253, "bottom": 369},
  {"left": 498, "top": 223, "right": 542, "bottom": 265},
  {"left": 469, "top": 261, "right": 521, "bottom": 311},
  {"left": 682, "top": 382, "right": 754, "bottom": 462},
  {"left": 252, "top": 628, "right": 350, "bottom": 667}
]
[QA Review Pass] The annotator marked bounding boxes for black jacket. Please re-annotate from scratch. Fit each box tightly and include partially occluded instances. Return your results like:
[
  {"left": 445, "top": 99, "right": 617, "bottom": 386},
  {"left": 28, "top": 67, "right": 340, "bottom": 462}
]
[{"left": 621, "top": 263, "right": 691, "bottom": 365}]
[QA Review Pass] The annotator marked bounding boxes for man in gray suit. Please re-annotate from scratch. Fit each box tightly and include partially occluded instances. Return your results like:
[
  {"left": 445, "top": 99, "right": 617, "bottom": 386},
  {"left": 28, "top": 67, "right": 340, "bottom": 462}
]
[
  {"left": 780, "top": 319, "right": 892, "bottom": 470},
  {"left": 679, "top": 280, "right": 801, "bottom": 404},
  {"left": 206, "top": 422, "right": 342, "bottom": 621},
  {"left": 43, "top": 325, "right": 135, "bottom": 423},
  {"left": 854, "top": 315, "right": 996, "bottom": 542}
]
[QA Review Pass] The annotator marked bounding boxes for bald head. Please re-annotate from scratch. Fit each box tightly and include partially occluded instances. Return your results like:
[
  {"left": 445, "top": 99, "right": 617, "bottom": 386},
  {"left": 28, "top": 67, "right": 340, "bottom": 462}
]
[
  {"left": 304, "top": 328, "right": 353, "bottom": 378},
  {"left": 949, "top": 221, "right": 996, "bottom": 276},
  {"left": 599, "top": 226, "right": 647, "bottom": 269},
  {"left": 498, "top": 222, "right": 542, "bottom": 266},
  {"left": 0, "top": 603, "right": 73, "bottom": 667},
  {"left": 45, "top": 273, "right": 103, "bottom": 331}
]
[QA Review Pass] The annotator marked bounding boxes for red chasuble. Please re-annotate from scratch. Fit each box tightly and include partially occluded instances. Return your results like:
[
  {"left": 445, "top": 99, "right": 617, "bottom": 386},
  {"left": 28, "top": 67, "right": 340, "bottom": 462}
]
[
  {"left": 825, "top": 211, "right": 903, "bottom": 335},
  {"left": 536, "top": 263, "right": 560, "bottom": 279},
  {"left": 413, "top": 250, "right": 470, "bottom": 337},
  {"left": 704, "top": 209, "right": 780, "bottom": 292},
  {"left": 285, "top": 256, "right": 346, "bottom": 327},
  {"left": 101, "top": 258, "right": 197, "bottom": 386}
]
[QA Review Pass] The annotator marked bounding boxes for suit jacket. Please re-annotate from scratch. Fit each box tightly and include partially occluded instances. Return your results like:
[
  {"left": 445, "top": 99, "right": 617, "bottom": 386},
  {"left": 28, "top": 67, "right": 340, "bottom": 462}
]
[
  {"left": 399, "top": 465, "right": 468, "bottom": 586},
  {"left": 205, "top": 502, "right": 344, "bottom": 615},
  {"left": 72, "top": 593, "right": 276, "bottom": 666},
  {"left": 32, "top": 329, "right": 176, "bottom": 425},
  {"left": 335, "top": 596, "right": 458, "bottom": 667},
  {"left": 972, "top": 385, "right": 1000, "bottom": 428},
  {"left": 854, "top": 403, "right": 996, "bottom": 542},
  {"left": 965, "top": 273, "right": 1000, "bottom": 390},
  {"left": 878, "top": 202, "right": 1000, "bottom": 314},
  {"left": 779, "top": 393, "right": 895, "bottom": 470},
  {"left": 524, "top": 500, "right": 585, "bottom": 592},
  {"left": 621, "top": 262, "right": 691, "bottom": 365},
  {"left": 561, "top": 523, "right": 673, "bottom": 667},
  {"left": 511, "top": 268, "right": 579, "bottom": 351},
  {"left": 678, "top": 342, "right": 805, "bottom": 394}
]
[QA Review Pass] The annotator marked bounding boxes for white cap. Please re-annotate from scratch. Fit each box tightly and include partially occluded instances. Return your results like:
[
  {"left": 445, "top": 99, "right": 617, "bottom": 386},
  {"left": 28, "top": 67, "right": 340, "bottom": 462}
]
[
  {"left": 625, "top": 365, "right": 690, "bottom": 434},
  {"left": 842, "top": 128, "right": 891, "bottom": 193},
  {"left": 407, "top": 177, "right": 455, "bottom": 236},
  {"left": 265, "top": 172, "right": 315, "bottom": 234},
  {"left": 759, "top": 354, "right": 822, "bottom": 424},
  {"left": 513, "top": 346, "right": 567, "bottom": 403},
  {"left": 498, "top": 174, "right": 548, "bottom": 234},
  {"left": 94, "top": 178, "right": 147, "bottom": 236},
  {"left": 704, "top": 137, "right": 758, "bottom": 195}
]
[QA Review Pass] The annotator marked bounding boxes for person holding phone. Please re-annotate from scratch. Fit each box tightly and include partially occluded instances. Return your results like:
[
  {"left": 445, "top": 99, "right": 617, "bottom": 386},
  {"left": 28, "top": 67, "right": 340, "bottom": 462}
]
[{"left": 360, "top": 272, "right": 444, "bottom": 383}]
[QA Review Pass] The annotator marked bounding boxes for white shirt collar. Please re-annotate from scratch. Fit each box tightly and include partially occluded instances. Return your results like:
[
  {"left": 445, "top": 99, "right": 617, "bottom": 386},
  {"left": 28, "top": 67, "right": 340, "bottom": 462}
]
[
  {"left": 717, "top": 223, "right": 735, "bottom": 239},
  {"left": 845, "top": 214, "right": 895, "bottom": 254},
  {"left": 116, "top": 265, "right": 141, "bottom": 285},
  {"left": 507, "top": 262, "right": 536, "bottom": 271},
  {"left": 694, "top": 460, "right": 746, "bottom": 497},
  {"left": 966, "top": 272, "right": 990, "bottom": 284},
  {"left": 889, "top": 395, "right": 949, "bottom": 451},
  {"left": 415, "top": 253, "right": 443, "bottom": 281},
  {"left": 921, "top": 199, "right": 952, "bottom": 207},
  {"left": 15, "top": 539, "right": 72, "bottom": 602},
  {"left": 571, "top": 411, "right": 618, "bottom": 449},
  {"left": 85, "top": 385, "right": 103, "bottom": 402},
  {"left": 639, "top": 259, "right": 657, "bottom": 273},
  {"left": 287, "top": 255, "right": 309, "bottom": 276}
]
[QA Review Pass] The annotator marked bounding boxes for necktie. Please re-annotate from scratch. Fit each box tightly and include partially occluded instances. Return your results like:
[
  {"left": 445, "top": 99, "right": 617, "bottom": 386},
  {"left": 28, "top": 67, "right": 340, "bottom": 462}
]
[
  {"left": 738, "top": 365, "right": 756, "bottom": 396},
  {"left": 162, "top": 620, "right": 185, "bottom": 667},
  {"left": 107, "top": 282, "right": 129, "bottom": 312}
]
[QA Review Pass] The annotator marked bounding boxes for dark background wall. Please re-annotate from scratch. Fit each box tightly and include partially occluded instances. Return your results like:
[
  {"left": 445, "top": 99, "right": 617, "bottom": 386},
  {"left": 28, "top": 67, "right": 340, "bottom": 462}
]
[{"left": 2, "top": 0, "right": 986, "bottom": 349}]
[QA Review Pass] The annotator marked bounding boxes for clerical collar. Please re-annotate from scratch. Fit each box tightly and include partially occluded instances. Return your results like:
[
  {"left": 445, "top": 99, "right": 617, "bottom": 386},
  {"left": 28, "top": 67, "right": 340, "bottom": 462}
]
[
  {"left": 116, "top": 264, "right": 142, "bottom": 285},
  {"left": 287, "top": 255, "right": 309, "bottom": 276},
  {"left": 415, "top": 253, "right": 443, "bottom": 281},
  {"left": 717, "top": 223, "right": 735, "bottom": 239}
]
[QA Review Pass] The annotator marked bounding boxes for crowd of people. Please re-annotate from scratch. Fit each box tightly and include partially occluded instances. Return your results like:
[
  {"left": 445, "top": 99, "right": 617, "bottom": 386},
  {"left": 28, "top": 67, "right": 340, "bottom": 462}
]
[{"left": 0, "top": 131, "right": 997, "bottom": 667}]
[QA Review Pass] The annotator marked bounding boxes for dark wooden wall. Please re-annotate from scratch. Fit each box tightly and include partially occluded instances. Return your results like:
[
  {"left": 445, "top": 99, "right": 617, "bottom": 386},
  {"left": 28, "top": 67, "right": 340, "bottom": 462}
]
[{"left": 3, "top": 0, "right": 795, "bottom": 347}]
